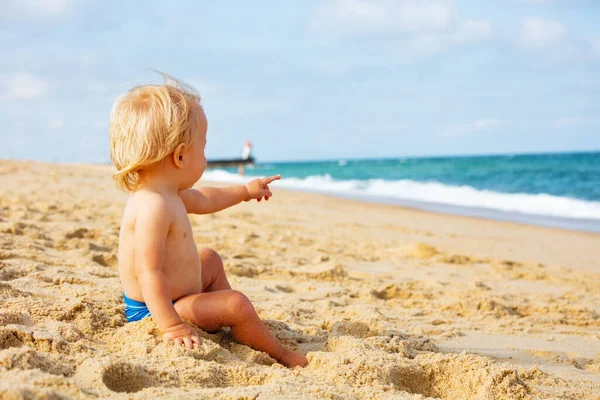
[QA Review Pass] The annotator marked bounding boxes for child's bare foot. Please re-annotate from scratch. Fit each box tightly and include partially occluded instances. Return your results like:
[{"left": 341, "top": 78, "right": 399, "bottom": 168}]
[{"left": 279, "top": 349, "right": 308, "bottom": 368}]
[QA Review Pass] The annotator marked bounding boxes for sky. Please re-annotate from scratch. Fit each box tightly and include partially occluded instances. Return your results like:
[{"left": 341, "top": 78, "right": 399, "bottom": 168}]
[{"left": 1, "top": 0, "right": 599, "bottom": 163}]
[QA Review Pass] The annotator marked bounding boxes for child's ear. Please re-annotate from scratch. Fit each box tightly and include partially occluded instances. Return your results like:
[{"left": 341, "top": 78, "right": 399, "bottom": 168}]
[{"left": 172, "top": 143, "right": 186, "bottom": 169}]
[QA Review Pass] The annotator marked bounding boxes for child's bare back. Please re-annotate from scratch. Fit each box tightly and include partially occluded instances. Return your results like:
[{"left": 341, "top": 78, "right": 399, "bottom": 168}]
[
  {"left": 109, "top": 75, "right": 307, "bottom": 368},
  {"left": 119, "top": 190, "right": 203, "bottom": 303}
]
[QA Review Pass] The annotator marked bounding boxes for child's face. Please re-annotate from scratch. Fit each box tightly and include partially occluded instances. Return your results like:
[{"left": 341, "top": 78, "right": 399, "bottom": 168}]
[{"left": 184, "top": 105, "right": 208, "bottom": 187}]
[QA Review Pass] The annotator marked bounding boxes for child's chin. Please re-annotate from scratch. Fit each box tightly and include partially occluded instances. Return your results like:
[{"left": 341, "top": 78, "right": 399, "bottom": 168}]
[{"left": 189, "top": 177, "right": 202, "bottom": 189}]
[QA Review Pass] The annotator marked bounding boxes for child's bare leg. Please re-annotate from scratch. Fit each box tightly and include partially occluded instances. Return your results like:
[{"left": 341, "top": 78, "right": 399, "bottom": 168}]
[
  {"left": 199, "top": 248, "right": 231, "bottom": 292},
  {"left": 174, "top": 290, "right": 307, "bottom": 368}
]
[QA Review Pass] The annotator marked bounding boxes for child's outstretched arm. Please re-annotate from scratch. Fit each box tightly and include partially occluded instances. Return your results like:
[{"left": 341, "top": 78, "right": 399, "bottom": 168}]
[
  {"left": 179, "top": 175, "right": 281, "bottom": 214},
  {"left": 134, "top": 197, "right": 200, "bottom": 349}
]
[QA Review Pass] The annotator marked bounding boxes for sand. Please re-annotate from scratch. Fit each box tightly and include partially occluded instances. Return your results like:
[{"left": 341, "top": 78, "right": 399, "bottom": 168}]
[{"left": 0, "top": 159, "right": 599, "bottom": 399}]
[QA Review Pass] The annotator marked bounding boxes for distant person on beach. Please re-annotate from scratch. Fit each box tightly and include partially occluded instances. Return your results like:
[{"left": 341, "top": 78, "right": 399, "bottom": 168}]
[
  {"left": 108, "top": 75, "right": 307, "bottom": 368},
  {"left": 241, "top": 141, "right": 252, "bottom": 160},
  {"left": 238, "top": 141, "right": 252, "bottom": 175}
]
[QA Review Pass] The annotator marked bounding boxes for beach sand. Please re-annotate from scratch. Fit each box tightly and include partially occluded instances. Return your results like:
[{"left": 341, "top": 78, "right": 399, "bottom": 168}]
[{"left": 0, "top": 159, "right": 599, "bottom": 399}]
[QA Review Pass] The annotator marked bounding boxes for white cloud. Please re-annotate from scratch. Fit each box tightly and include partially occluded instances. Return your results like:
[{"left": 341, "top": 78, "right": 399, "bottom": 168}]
[
  {"left": 555, "top": 117, "right": 582, "bottom": 127},
  {"left": 411, "top": 19, "right": 492, "bottom": 53},
  {"left": 312, "top": 0, "right": 491, "bottom": 55},
  {"left": 591, "top": 37, "right": 600, "bottom": 55},
  {"left": 26, "top": 0, "right": 68, "bottom": 16},
  {"left": 48, "top": 118, "right": 65, "bottom": 130},
  {"left": 519, "top": 17, "right": 565, "bottom": 49},
  {"left": 441, "top": 118, "right": 501, "bottom": 137},
  {"left": 313, "top": 0, "right": 456, "bottom": 34},
  {"left": 3, "top": 0, "right": 69, "bottom": 19},
  {"left": 395, "top": 1, "right": 455, "bottom": 32},
  {"left": 455, "top": 19, "right": 492, "bottom": 43},
  {"left": 317, "top": 0, "right": 387, "bottom": 31},
  {"left": 8, "top": 73, "right": 49, "bottom": 99}
]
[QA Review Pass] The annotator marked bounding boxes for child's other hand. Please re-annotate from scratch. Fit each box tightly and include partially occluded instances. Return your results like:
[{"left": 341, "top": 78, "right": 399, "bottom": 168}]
[
  {"left": 162, "top": 322, "right": 201, "bottom": 349},
  {"left": 245, "top": 175, "right": 281, "bottom": 202}
]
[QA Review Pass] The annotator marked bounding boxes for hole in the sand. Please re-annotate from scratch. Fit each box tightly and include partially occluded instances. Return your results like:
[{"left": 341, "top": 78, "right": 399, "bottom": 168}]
[
  {"left": 0, "top": 328, "right": 24, "bottom": 349},
  {"left": 0, "top": 282, "right": 30, "bottom": 299},
  {"left": 0, "top": 312, "right": 30, "bottom": 326},
  {"left": 102, "top": 362, "right": 155, "bottom": 393}
]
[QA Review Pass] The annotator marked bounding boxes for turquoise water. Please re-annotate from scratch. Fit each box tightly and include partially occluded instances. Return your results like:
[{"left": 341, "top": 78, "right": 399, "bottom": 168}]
[{"left": 204, "top": 152, "right": 600, "bottom": 232}]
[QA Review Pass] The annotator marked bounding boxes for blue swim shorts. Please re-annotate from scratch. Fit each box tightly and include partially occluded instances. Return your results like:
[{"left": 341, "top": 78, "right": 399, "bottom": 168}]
[{"left": 123, "top": 292, "right": 175, "bottom": 322}]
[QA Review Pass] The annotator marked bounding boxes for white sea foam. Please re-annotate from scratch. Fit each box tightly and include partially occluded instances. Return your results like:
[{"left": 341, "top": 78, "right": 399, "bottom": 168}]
[{"left": 202, "top": 170, "right": 600, "bottom": 221}]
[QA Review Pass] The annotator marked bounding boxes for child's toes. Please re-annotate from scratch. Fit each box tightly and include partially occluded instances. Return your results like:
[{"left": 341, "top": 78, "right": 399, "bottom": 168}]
[{"left": 281, "top": 349, "right": 308, "bottom": 368}]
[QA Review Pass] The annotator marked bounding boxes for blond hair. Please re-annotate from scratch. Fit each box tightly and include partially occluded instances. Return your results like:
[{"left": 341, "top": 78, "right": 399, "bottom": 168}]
[{"left": 109, "top": 75, "right": 201, "bottom": 191}]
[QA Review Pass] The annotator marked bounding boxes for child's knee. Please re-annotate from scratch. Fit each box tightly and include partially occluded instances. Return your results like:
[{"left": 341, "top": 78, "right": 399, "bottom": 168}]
[
  {"left": 199, "top": 248, "right": 223, "bottom": 266},
  {"left": 226, "top": 291, "right": 256, "bottom": 320}
]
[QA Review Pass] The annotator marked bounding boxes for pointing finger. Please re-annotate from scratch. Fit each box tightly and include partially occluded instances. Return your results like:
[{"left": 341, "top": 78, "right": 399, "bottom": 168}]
[
  {"left": 262, "top": 175, "right": 281, "bottom": 185},
  {"left": 183, "top": 337, "right": 193, "bottom": 349}
]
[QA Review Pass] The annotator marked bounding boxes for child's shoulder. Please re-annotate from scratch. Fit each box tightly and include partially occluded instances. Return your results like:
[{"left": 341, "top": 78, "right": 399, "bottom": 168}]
[
  {"left": 120, "top": 190, "right": 176, "bottom": 237},
  {"left": 126, "top": 190, "right": 173, "bottom": 218}
]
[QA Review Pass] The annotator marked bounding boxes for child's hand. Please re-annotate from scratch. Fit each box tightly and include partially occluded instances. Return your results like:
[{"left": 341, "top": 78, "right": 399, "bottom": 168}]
[
  {"left": 162, "top": 322, "right": 201, "bottom": 349},
  {"left": 245, "top": 175, "right": 281, "bottom": 202}
]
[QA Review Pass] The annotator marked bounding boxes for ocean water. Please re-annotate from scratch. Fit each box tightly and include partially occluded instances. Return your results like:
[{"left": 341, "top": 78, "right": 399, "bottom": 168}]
[{"left": 203, "top": 152, "right": 600, "bottom": 233}]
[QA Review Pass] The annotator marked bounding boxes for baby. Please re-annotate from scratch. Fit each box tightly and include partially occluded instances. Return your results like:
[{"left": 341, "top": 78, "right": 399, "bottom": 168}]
[{"left": 109, "top": 76, "right": 307, "bottom": 368}]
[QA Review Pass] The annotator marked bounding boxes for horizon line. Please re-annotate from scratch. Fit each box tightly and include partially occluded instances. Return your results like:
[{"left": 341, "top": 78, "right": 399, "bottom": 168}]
[{"left": 255, "top": 148, "right": 600, "bottom": 164}]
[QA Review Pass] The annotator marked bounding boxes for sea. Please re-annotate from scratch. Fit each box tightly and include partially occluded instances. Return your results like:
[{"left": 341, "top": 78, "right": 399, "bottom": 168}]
[{"left": 203, "top": 151, "right": 600, "bottom": 233}]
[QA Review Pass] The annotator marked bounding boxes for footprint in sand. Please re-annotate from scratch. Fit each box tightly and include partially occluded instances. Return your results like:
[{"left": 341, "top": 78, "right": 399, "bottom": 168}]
[
  {"left": 308, "top": 338, "right": 529, "bottom": 399},
  {"left": 0, "top": 347, "right": 74, "bottom": 377}
]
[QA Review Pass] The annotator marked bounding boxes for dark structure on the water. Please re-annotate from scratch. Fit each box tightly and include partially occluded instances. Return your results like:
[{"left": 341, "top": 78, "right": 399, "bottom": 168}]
[
  {"left": 206, "top": 156, "right": 255, "bottom": 169},
  {"left": 206, "top": 141, "right": 254, "bottom": 175}
]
